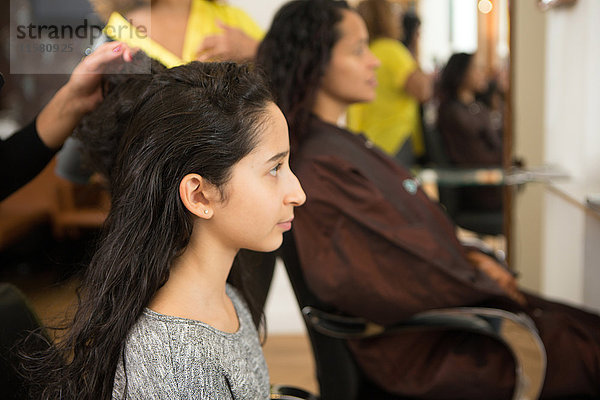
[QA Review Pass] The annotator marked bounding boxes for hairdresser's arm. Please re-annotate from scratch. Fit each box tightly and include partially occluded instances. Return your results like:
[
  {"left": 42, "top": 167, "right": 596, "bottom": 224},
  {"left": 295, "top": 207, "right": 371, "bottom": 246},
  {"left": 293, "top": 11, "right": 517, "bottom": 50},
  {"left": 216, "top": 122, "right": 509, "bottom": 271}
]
[
  {"left": 0, "top": 42, "right": 133, "bottom": 201},
  {"left": 36, "top": 42, "right": 133, "bottom": 149},
  {"left": 404, "top": 69, "right": 432, "bottom": 103},
  {"left": 383, "top": 39, "right": 432, "bottom": 103},
  {"left": 196, "top": 21, "right": 260, "bottom": 62}
]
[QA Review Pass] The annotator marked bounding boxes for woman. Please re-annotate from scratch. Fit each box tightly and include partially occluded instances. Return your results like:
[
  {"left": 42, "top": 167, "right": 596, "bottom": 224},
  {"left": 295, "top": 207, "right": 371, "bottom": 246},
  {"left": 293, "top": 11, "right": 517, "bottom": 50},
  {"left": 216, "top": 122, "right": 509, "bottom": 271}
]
[
  {"left": 257, "top": 1, "right": 600, "bottom": 398},
  {"left": 92, "top": 0, "right": 263, "bottom": 66},
  {"left": 23, "top": 59, "right": 305, "bottom": 399},
  {"left": 437, "top": 52, "right": 503, "bottom": 211},
  {"left": 346, "top": 0, "right": 431, "bottom": 165},
  {"left": 438, "top": 52, "right": 502, "bottom": 167}
]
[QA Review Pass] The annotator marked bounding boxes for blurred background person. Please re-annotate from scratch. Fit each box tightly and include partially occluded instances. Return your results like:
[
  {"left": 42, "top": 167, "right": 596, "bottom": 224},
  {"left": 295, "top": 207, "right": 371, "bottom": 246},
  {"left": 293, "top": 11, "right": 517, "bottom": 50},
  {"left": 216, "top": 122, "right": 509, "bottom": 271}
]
[
  {"left": 257, "top": 1, "right": 600, "bottom": 398},
  {"left": 92, "top": 0, "right": 263, "bottom": 67},
  {"left": 347, "top": 0, "right": 432, "bottom": 166},
  {"left": 437, "top": 52, "right": 503, "bottom": 212},
  {"left": 401, "top": 10, "right": 420, "bottom": 58}
]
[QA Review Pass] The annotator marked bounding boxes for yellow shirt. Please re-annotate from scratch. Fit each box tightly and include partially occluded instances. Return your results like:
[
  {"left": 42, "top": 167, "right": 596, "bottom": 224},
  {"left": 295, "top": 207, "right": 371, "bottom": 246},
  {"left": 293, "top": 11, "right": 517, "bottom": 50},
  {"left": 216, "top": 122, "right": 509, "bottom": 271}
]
[
  {"left": 103, "top": 0, "right": 264, "bottom": 68},
  {"left": 347, "top": 38, "right": 423, "bottom": 156}
]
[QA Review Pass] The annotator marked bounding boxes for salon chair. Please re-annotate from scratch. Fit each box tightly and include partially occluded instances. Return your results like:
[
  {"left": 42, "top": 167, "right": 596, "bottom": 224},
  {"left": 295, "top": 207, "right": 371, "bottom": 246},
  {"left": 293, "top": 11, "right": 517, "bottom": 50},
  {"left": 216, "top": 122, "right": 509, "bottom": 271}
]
[
  {"left": 422, "top": 124, "right": 504, "bottom": 236},
  {"left": 226, "top": 251, "right": 318, "bottom": 400},
  {"left": 280, "top": 231, "right": 546, "bottom": 400},
  {"left": 0, "top": 283, "right": 49, "bottom": 400}
]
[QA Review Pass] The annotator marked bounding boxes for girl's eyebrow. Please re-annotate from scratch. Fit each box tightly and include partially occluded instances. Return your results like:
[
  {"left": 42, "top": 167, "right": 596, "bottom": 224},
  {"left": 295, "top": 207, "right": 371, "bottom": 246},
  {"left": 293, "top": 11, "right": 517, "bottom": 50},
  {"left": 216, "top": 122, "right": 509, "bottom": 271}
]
[{"left": 266, "top": 150, "right": 289, "bottom": 164}]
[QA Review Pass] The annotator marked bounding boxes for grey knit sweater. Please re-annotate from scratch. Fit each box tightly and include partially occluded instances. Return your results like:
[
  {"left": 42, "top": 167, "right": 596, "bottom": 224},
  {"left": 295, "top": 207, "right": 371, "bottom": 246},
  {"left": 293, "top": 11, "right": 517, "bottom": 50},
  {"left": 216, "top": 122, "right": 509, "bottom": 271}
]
[{"left": 112, "top": 284, "right": 270, "bottom": 399}]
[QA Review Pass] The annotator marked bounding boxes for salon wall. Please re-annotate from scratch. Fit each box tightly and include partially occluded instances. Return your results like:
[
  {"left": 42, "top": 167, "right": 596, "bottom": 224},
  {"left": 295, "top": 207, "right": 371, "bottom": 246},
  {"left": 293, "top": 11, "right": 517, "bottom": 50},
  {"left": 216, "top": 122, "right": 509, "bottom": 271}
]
[
  {"left": 229, "top": 0, "right": 283, "bottom": 30},
  {"left": 513, "top": 0, "right": 600, "bottom": 312},
  {"left": 511, "top": 0, "right": 547, "bottom": 292},
  {"left": 540, "top": 0, "right": 600, "bottom": 311}
]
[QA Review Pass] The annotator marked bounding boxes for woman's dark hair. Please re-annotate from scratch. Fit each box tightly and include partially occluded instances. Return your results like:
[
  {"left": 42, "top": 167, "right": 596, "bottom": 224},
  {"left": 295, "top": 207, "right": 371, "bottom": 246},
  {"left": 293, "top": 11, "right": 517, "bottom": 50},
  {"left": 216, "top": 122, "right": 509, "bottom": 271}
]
[
  {"left": 438, "top": 52, "right": 474, "bottom": 102},
  {"left": 256, "top": 0, "right": 349, "bottom": 152},
  {"left": 21, "top": 56, "right": 273, "bottom": 400},
  {"left": 356, "top": 0, "right": 400, "bottom": 42},
  {"left": 401, "top": 11, "right": 421, "bottom": 49}
]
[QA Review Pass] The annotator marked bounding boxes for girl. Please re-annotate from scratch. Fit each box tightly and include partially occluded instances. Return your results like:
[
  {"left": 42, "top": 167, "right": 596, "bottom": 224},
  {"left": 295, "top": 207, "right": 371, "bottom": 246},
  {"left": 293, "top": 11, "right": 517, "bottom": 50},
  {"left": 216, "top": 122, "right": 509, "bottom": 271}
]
[{"left": 24, "top": 59, "right": 305, "bottom": 399}]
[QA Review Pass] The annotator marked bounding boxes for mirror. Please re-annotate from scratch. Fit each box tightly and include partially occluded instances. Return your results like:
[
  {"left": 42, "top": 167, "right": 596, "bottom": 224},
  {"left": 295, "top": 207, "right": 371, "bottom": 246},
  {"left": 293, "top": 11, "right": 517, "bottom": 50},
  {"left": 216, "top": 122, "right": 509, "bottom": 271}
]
[{"left": 390, "top": 0, "right": 511, "bottom": 240}]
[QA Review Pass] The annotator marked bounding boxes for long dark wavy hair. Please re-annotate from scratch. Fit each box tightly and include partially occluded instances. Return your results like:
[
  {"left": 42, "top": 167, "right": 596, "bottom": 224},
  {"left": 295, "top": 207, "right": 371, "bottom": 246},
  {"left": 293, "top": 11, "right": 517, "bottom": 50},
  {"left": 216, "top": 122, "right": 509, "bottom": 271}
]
[
  {"left": 21, "top": 58, "right": 273, "bottom": 400},
  {"left": 256, "top": 0, "right": 349, "bottom": 152},
  {"left": 438, "top": 52, "right": 474, "bottom": 102}
]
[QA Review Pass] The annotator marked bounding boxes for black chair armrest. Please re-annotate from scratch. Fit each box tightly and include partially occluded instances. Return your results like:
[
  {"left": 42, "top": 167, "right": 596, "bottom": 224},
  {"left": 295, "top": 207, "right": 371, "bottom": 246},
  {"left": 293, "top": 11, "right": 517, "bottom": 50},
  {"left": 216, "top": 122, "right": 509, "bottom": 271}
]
[
  {"left": 302, "top": 306, "right": 497, "bottom": 339},
  {"left": 302, "top": 306, "right": 546, "bottom": 400},
  {"left": 270, "top": 384, "right": 320, "bottom": 400},
  {"left": 302, "top": 306, "right": 384, "bottom": 339}
]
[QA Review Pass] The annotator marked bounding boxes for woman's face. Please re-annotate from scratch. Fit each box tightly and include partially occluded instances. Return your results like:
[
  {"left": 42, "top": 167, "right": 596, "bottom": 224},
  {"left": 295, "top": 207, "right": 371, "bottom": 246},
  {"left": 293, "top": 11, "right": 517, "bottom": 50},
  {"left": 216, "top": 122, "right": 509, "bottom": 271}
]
[
  {"left": 462, "top": 56, "right": 488, "bottom": 93},
  {"left": 209, "top": 102, "right": 306, "bottom": 252},
  {"left": 318, "top": 10, "right": 381, "bottom": 108}
]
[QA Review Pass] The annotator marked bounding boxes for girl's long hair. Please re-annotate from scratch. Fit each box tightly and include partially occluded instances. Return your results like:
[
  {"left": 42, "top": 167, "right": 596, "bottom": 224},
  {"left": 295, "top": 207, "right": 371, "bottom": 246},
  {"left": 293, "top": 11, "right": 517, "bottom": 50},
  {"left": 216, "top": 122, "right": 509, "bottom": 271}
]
[
  {"left": 256, "top": 0, "right": 349, "bottom": 153},
  {"left": 21, "top": 57, "right": 273, "bottom": 400}
]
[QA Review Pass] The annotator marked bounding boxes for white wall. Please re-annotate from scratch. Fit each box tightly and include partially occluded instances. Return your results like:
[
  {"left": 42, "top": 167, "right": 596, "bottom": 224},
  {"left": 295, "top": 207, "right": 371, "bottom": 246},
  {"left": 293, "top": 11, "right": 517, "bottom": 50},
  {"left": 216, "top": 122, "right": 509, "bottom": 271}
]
[
  {"left": 264, "top": 259, "right": 307, "bottom": 334},
  {"left": 511, "top": 0, "right": 547, "bottom": 291},
  {"left": 540, "top": 0, "right": 600, "bottom": 311},
  {"left": 420, "top": 0, "right": 478, "bottom": 72},
  {"left": 228, "top": 0, "right": 285, "bottom": 30},
  {"left": 544, "top": 0, "right": 600, "bottom": 185},
  {"left": 451, "top": 0, "right": 478, "bottom": 54},
  {"left": 420, "top": 0, "right": 451, "bottom": 72}
]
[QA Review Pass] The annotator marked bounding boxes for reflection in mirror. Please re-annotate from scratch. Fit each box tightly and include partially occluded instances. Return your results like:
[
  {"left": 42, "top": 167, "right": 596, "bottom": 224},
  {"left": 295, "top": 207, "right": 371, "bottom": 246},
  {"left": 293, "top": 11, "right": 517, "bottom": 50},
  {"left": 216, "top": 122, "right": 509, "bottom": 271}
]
[{"left": 359, "top": 0, "right": 510, "bottom": 239}]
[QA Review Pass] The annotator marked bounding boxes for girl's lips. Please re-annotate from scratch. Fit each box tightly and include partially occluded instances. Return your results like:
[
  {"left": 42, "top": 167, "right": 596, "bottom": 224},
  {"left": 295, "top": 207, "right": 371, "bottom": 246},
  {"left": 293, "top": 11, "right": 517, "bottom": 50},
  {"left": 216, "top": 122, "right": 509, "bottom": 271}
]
[
  {"left": 278, "top": 221, "right": 292, "bottom": 231},
  {"left": 277, "top": 218, "right": 294, "bottom": 231}
]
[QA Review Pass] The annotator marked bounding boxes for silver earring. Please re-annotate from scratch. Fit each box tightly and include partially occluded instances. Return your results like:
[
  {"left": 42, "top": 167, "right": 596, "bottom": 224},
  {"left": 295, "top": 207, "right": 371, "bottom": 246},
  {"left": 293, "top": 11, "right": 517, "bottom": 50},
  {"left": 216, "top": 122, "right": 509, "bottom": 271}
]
[{"left": 204, "top": 210, "right": 209, "bottom": 214}]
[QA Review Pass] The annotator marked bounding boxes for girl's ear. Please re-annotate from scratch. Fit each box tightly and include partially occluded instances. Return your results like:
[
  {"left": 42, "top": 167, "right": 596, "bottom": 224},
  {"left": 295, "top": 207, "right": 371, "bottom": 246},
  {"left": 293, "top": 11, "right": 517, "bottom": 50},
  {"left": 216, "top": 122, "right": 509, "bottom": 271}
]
[{"left": 179, "top": 174, "right": 219, "bottom": 219}]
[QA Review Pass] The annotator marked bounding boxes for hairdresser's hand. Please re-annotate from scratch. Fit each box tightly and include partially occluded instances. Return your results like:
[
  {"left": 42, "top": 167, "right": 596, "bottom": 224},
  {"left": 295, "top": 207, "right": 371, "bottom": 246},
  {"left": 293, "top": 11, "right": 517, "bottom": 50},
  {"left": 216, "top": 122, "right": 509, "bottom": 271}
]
[
  {"left": 196, "top": 20, "right": 258, "bottom": 62},
  {"left": 466, "top": 251, "right": 527, "bottom": 306},
  {"left": 36, "top": 41, "right": 134, "bottom": 149}
]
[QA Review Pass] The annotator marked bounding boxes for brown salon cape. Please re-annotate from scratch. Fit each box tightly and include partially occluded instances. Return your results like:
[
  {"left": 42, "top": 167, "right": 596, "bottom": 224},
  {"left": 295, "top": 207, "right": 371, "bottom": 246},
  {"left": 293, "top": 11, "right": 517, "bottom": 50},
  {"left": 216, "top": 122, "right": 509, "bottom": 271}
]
[{"left": 291, "top": 115, "right": 600, "bottom": 399}]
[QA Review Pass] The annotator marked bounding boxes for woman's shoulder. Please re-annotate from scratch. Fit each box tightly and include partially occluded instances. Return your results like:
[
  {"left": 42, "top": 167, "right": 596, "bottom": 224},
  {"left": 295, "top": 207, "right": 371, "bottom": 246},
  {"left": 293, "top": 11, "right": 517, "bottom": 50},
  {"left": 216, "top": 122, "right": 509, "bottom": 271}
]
[{"left": 300, "top": 117, "right": 369, "bottom": 158}]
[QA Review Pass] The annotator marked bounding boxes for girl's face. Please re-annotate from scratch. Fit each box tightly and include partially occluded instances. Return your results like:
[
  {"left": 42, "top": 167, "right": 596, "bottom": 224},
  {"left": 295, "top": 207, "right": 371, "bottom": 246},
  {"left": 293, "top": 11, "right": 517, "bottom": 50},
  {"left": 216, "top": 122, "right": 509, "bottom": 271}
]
[
  {"left": 318, "top": 10, "right": 381, "bottom": 108},
  {"left": 209, "top": 102, "right": 306, "bottom": 252}
]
